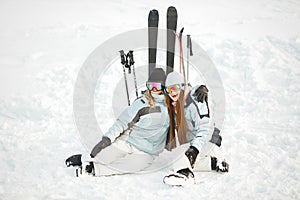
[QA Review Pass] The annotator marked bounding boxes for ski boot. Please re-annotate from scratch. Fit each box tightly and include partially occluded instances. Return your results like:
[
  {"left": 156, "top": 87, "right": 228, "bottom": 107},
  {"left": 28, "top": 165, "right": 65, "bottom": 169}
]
[
  {"left": 163, "top": 168, "right": 195, "bottom": 186},
  {"left": 65, "top": 154, "right": 82, "bottom": 167},
  {"left": 65, "top": 154, "right": 95, "bottom": 177},
  {"left": 211, "top": 157, "right": 229, "bottom": 173},
  {"left": 75, "top": 162, "right": 95, "bottom": 177}
]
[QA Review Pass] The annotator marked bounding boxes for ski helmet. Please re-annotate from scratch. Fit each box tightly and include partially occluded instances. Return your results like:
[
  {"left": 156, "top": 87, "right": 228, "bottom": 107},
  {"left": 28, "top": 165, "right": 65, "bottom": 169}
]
[
  {"left": 148, "top": 68, "right": 166, "bottom": 86},
  {"left": 165, "top": 71, "right": 184, "bottom": 87}
]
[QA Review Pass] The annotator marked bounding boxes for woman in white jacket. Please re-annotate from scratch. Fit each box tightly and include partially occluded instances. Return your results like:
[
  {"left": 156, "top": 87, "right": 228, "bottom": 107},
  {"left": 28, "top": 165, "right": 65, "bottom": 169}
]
[{"left": 162, "top": 72, "right": 228, "bottom": 186}]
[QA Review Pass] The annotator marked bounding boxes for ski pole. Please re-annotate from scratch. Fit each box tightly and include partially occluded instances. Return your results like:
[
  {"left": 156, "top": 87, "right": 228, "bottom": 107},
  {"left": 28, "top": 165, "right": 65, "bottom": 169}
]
[
  {"left": 179, "top": 27, "right": 187, "bottom": 85},
  {"left": 119, "top": 50, "right": 131, "bottom": 106},
  {"left": 186, "top": 34, "right": 192, "bottom": 83},
  {"left": 128, "top": 50, "right": 138, "bottom": 99}
]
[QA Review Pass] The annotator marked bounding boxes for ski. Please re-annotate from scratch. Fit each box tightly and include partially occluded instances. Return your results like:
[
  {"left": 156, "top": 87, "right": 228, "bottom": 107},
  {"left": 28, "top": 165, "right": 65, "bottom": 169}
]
[
  {"left": 166, "top": 6, "right": 178, "bottom": 75},
  {"left": 148, "top": 9, "right": 159, "bottom": 78}
]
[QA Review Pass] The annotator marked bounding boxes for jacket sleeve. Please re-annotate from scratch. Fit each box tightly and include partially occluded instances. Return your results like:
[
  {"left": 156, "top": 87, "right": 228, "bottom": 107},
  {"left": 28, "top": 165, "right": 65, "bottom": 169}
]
[
  {"left": 188, "top": 102, "right": 210, "bottom": 151},
  {"left": 103, "top": 98, "right": 144, "bottom": 143}
]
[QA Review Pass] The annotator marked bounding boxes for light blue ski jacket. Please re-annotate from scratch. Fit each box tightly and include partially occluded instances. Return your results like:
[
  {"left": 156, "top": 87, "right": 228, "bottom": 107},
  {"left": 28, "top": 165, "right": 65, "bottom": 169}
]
[
  {"left": 184, "top": 91, "right": 210, "bottom": 151},
  {"left": 104, "top": 94, "right": 169, "bottom": 155}
]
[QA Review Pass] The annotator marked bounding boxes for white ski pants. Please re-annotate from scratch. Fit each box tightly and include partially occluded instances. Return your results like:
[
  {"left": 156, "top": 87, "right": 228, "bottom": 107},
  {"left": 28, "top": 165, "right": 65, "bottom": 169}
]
[{"left": 93, "top": 135, "right": 155, "bottom": 176}]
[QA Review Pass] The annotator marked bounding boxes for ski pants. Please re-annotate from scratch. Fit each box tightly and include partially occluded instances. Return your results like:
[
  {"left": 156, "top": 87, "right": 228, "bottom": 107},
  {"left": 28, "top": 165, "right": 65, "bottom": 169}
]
[{"left": 93, "top": 134, "right": 156, "bottom": 176}]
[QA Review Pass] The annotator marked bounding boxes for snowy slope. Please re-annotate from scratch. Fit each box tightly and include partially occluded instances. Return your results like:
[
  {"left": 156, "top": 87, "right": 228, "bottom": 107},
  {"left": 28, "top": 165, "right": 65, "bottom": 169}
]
[{"left": 0, "top": 0, "right": 300, "bottom": 199}]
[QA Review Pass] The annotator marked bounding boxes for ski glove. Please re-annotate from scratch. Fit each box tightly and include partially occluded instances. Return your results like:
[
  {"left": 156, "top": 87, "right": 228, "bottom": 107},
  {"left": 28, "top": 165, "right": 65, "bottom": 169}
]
[
  {"left": 90, "top": 136, "right": 111, "bottom": 158},
  {"left": 193, "top": 85, "right": 208, "bottom": 103},
  {"left": 185, "top": 146, "right": 199, "bottom": 168},
  {"left": 210, "top": 127, "right": 222, "bottom": 147}
]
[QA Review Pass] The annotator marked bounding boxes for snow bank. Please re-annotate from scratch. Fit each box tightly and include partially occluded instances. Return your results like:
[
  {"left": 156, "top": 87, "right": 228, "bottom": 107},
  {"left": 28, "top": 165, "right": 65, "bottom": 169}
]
[{"left": 0, "top": 0, "right": 299, "bottom": 199}]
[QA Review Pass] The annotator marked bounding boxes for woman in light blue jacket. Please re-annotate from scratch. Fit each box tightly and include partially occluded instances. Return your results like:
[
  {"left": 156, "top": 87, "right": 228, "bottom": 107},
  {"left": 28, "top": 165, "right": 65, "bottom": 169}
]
[
  {"left": 71, "top": 68, "right": 170, "bottom": 176},
  {"left": 163, "top": 72, "right": 228, "bottom": 186}
]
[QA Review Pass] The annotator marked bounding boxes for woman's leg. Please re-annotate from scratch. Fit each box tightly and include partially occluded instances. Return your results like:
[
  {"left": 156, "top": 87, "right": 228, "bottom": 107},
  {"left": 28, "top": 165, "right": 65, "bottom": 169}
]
[
  {"left": 193, "top": 141, "right": 228, "bottom": 172},
  {"left": 93, "top": 136, "right": 155, "bottom": 176}
]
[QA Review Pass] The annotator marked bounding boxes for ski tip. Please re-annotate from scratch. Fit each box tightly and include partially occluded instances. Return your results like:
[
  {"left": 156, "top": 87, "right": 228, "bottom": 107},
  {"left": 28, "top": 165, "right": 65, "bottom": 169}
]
[
  {"left": 167, "top": 6, "right": 177, "bottom": 12},
  {"left": 148, "top": 9, "right": 159, "bottom": 21},
  {"left": 167, "top": 6, "right": 177, "bottom": 18},
  {"left": 149, "top": 9, "right": 159, "bottom": 16}
]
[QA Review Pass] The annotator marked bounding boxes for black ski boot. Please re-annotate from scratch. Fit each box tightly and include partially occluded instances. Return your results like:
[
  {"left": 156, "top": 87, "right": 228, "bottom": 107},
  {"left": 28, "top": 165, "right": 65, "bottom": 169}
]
[
  {"left": 85, "top": 162, "right": 95, "bottom": 175},
  {"left": 211, "top": 157, "right": 229, "bottom": 173},
  {"left": 163, "top": 168, "right": 195, "bottom": 186},
  {"left": 74, "top": 162, "right": 95, "bottom": 177},
  {"left": 65, "top": 154, "right": 82, "bottom": 167}
]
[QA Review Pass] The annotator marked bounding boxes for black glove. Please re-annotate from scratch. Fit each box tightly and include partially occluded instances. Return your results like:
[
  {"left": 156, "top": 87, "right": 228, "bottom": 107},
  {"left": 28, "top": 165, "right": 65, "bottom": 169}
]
[
  {"left": 65, "top": 154, "right": 82, "bottom": 167},
  {"left": 210, "top": 127, "right": 222, "bottom": 147},
  {"left": 185, "top": 146, "right": 199, "bottom": 168},
  {"left": 193, "top": 85, "right": 208, "bottom": 103},
  {"left": 90, "top": 136, "right": 111, "bottom": 158}
]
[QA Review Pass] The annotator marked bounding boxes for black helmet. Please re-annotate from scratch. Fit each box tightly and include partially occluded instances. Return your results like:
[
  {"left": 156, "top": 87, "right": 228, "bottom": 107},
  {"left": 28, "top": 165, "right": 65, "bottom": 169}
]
[{"left": 148, "top": 68, "right": 166, "bottom": 86}]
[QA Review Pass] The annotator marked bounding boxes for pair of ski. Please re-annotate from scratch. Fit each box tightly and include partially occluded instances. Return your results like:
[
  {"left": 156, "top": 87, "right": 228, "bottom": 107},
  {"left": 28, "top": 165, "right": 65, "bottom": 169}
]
[
  {"left": 148, "top": 6, "right": 177, "bottom": 77},
  {"left": 148, "top": 6, "right": 193, "bottom": 83}
]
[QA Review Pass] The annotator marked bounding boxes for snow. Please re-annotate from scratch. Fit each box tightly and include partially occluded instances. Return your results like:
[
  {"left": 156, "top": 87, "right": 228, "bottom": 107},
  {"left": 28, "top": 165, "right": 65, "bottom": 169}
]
[{"left": 1, "top": 0, "right": 300, "bottom": 199}]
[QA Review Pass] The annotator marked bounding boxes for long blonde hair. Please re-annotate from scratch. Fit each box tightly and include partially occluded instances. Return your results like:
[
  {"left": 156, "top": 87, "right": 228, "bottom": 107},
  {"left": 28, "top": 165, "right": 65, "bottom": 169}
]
[
  {"left": 144, "top": 90, "right": 155, "bottom": 107},
  {"left": 144, "top": 90, "right": 168, "bottom": 107},
  {"left": 166, "top": 90, "right": 188, "bottom": 151}
]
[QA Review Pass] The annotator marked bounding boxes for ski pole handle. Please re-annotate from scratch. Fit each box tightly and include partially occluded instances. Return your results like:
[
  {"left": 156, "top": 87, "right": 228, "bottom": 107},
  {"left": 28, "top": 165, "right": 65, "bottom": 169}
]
[
  {"left": 119, "top": 50, "right": 126, "bottom": 65},
  {"left": 128, "top": 50, "right": 135, "bottom": 66},
  {"left": 125, "top": 53, "right": 131, "bottom": 74},
  {"left": 179, "top": 27, "right": 184, "bottom": 35},
  {"left": 187, "top": 35, "right": 190, "bottom": 48}
]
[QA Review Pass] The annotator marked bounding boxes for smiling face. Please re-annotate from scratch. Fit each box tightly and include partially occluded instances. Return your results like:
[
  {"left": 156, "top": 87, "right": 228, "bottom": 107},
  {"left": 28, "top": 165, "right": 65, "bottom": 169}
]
[
  {"left": 168, "top": 89, "right": 180, "bottom": 102},
  {"left": 165, "top": 84, "right": 182, "bottom": 102}
]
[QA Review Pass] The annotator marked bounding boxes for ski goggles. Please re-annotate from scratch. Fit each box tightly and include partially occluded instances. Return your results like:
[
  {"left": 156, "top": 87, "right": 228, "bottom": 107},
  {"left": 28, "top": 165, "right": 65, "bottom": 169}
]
[
  {"left": 146, "top": 82, "right": 164, "bottom": 91},
  {"left": 164, "top": 84, "right": 182, "bottom": 94}
]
